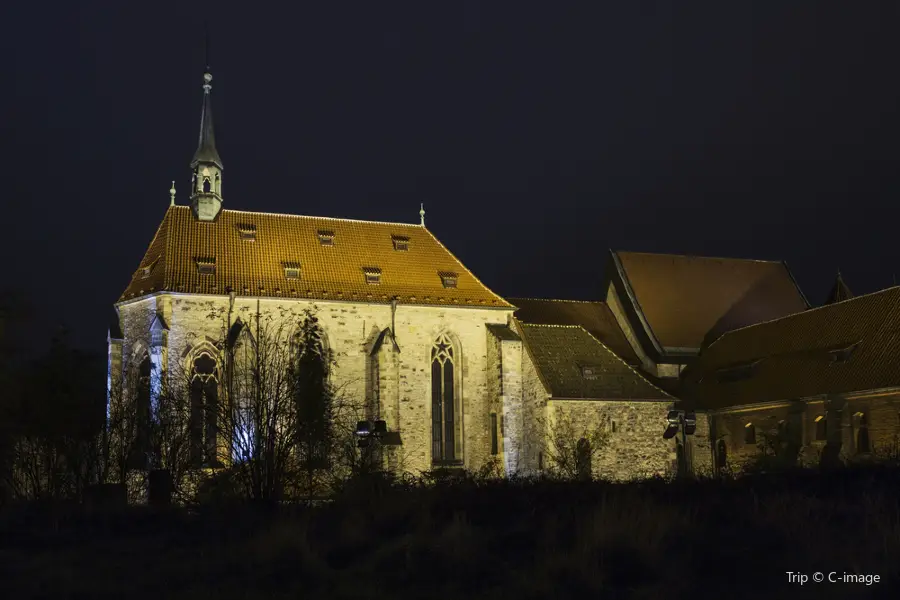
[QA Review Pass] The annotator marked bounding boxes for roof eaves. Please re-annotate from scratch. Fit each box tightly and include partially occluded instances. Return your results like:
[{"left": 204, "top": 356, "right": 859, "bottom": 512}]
[{"left": 610, "top": 250, "right": 665, "bottom": 355}]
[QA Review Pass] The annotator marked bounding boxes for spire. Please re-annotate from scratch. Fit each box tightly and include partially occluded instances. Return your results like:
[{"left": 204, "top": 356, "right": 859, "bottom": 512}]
[
  {"left": 419, "top": 203, "right": 426, "bottom": 226},
  {"left": 824, "top": 270, "right": 853, "bottom": 305},
  {"left": 190, "top": 70, "right": 223, "bottom": 170}
]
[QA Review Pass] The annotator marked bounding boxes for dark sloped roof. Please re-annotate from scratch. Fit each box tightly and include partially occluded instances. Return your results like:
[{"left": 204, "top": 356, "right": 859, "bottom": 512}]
[
  {"left": 612, "top": 251, "right": 809, "bottom": 350},
  {"left": 486, "top": 323, "right": 521, "bottom": 341},
  {"left": 119, "top": 207, "right": 513, "bottom": 309},
  {"left": 824, "top": 272, "right": 854, "bottom": 305},
  {"left": 682, "top": 287, "right": 900, "bottom": 410},
  {"left": 517, "top": 323, "right": 671, "bottom": 401},
  {"left": 509, "top": 298, "right": 640, "bottom": 364}
]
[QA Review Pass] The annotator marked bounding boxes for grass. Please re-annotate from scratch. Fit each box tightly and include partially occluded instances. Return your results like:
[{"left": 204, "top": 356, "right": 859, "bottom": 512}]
[{"left": 2, "top": 467, "right": 900, "bottom": 599}]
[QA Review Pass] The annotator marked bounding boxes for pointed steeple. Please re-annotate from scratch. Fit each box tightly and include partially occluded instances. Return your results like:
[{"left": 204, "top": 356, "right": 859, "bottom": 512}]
[
  {"left": 189, "top": 64, "right": 224, "bottom": 221},
  {"left": 191, "top": 70, "right": 224, "bottom": 170},
  {"left": 825, "top": 271, "right": 853, "bottom": 305}
]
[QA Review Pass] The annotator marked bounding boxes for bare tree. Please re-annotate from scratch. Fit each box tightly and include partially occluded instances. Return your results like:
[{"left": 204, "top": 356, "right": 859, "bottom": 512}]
[{"left": 541, "top": 411, "right": 609, "bottom": 480}]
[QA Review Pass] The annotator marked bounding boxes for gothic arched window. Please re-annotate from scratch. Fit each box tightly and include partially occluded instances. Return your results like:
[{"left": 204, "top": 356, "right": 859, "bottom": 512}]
[
  {"left": 203, "top": 177, "right": 211, "bottom": 193},
  {"left": 129, "top": 353, "right": 152, "bottom": 469},
  {"left": 190, "top": 350, "right": 220, "bottom": 467},
  {"left": 431, "top": 333, "right": 461, "bottom": 465},
  {"left": 716, "top": 439, "right": 728, "bottom": 472}
]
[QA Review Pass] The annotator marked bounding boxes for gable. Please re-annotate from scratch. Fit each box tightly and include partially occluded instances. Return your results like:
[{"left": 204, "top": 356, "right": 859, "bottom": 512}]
[{"left": 610, "top": 251, "right": 809, "bottom": 352}]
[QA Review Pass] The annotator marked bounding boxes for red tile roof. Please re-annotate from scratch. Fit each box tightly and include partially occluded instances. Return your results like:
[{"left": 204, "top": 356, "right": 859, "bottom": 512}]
[{"left": 119, "top": 206, "right": 513, "bottom": 309}]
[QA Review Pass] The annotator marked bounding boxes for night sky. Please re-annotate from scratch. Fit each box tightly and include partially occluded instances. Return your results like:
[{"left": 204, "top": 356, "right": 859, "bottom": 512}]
[{"left": 3, "top": 2, "right": 900, "bottom": 355}]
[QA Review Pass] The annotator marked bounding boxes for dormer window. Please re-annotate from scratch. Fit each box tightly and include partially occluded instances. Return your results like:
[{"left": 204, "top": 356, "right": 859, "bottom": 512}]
[
  {"left": 392, "top": 235, "right": 410, "bottom": 251},
  {"left": 317, "top": 230, "right": 335, "bottom": 246},
  {"left": 196, "top": 257, "right": 216, "bottom": 275},
  {"left": 363, "top": 267, "right": 382, "bottom": 285},
  {"left": 439, "top": 271, "right": 458, "bottom": 289},
  {"left": 283, "top": 261, "right": 301, "bottom": 280},
  {"left": 237, "top": 224, "right": 257, "bottom": 241},
  {"left": 580, "top": 365, "right": 599, "bottom": 380}
]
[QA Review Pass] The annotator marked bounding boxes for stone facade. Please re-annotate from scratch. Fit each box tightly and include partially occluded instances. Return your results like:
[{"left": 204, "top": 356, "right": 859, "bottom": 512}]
[
  {"left": 704, "top": 391, "right": 900, "bottom": 473},
  {"left": 116, "top": 292, "right": 515, "bottom": 476},
  {"left": 544, "top": 399, "right": 674, "bottom": 480}
]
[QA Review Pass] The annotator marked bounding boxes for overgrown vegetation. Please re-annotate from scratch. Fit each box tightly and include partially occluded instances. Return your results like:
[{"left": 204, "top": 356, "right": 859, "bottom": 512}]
[{"left": 2, "top": 467, "right": 898, "bottom": 599}]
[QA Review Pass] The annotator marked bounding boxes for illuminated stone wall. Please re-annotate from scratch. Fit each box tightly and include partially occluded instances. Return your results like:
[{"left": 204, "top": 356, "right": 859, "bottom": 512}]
[
  {"left": 116, "top": 292, "right": 515, "bottom": 478},
  {"left": 545, "top": 399, "right": 675, "bottom": 481}
]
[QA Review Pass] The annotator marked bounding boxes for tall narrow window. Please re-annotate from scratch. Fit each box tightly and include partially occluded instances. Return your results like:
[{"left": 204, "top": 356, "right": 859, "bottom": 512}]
[
  {"left": 716, "top": 439, "right": 728, "bottom": 472},
  {"left": 815, "top": 415, "right": 827, "bottom": 441},
  {"left": 190, "top": 351, "right": 219, "bottom": 467},
  {"left": 490, "top": 412, "right": 498, "bottom": 455},
  {"left": 856, "top": 412, "right": 870, "bottom": 453},
  {"left": 129, "top": 354, "right": 152, "bottom": 469},
  {"left": 744, "top": 422, "right": 756, "bottom": 445},
  {"left": 575, "top": 438, "right": 592, "bottom": 480},
  {"left": 431, "top": 333, "right": 459, "bottom": 464}
]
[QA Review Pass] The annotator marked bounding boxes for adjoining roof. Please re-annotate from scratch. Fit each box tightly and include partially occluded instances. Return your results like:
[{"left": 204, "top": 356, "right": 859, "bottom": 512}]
[
  {"left": 517, "top": 323, "right": 672, "bottom": 401},
  {"left": 682, "top": 286, "right": 900, "bottom": 410},
  {"left": 611, "top": 251, "right": 809, "bottom": 351},
  {"left": 824, "top": 271, "right": 854, "bottom": 305},
  {"left": 119, "top": 206, "right": 513, "bottom": 309},
  {"left": 486, "top": 323, "right": 521, "bottom": 342},
  {"left": 510, "top": 297, "right": 639, "bottom": 365}
]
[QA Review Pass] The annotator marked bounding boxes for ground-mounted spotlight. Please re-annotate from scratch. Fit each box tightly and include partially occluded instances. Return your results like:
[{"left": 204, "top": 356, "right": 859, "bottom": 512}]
[
  {"left": 683, "top": 412, "right": 697, "bottom": 435},
  {"left": 356, "top": 420, "right": 372, "bottom": 437},
  {"left": 373, "top": 420, "right": 387, "bottom": 435}
]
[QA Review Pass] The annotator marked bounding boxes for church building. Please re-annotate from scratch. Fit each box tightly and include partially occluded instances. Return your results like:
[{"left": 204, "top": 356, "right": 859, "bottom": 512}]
[
  {"left": 113, "top": 66, "right": 896, "bottom": 491},
  {"left": 108, "top": 67, "right": 680, "bottom": 487}
]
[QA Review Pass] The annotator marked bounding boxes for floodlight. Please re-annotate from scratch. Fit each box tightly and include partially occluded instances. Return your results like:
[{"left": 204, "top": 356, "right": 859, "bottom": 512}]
[
  {"left": 356, "top": 420, "right": 371, "bottom": 437},
  {"left": 663, "top": 424, "right": 680, "bottom": 439},
  {"left": 683, "top": 412, "right": 697, "bottom": 435},
  {"left": 667, "top": 410, "right": 681, "bottom": 426},
  {"left": 373, "top": 420, "right": 387, "bottom": 435}
]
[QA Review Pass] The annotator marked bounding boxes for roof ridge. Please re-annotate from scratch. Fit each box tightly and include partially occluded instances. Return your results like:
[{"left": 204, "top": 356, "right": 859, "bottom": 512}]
[
  {"left": 519, "top": 323, "right": 583, "bottom": 329},
  {"left": 508, "top": 297, "right": 605, "bottom": 304},
  {"left": 215, "top": 206, "right": 422, "bottom": 228},
  {"left": 706, "top": 286, "right": 900, "bottom": 352},
  {"left": 615, "top": 249, "right": 786, "bottom": 264}
]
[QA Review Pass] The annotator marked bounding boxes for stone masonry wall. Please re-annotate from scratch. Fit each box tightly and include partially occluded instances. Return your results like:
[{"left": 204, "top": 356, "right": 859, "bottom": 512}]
[
  {"left": 117, "top": 293, "right": 514, "bottom": 476},
  {"left": 546, "top": 399, "right": 675, "bottom": 481}
]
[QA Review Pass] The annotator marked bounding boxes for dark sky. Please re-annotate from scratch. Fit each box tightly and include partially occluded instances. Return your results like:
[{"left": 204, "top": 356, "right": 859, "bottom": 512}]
[{"left": 3, "top": 2, "right": 900, "bottom": 355}]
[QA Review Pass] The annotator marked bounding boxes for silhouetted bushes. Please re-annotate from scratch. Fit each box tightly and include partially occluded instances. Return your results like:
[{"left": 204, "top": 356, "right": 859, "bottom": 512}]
[{"left": 3, "top": 466, "right": 899, "bottom": 599}]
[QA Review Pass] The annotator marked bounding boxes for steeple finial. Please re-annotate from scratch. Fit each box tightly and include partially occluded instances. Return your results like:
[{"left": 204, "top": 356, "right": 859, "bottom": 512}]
[
  {"left": 191, "top": 68, "right": 223, "bottom": 170},
  {"left": 169, "top": 181, "right": 176, "bottom": 206},
  {"left": 419, "top": 203, "right": 425, "bottom": 226}
]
